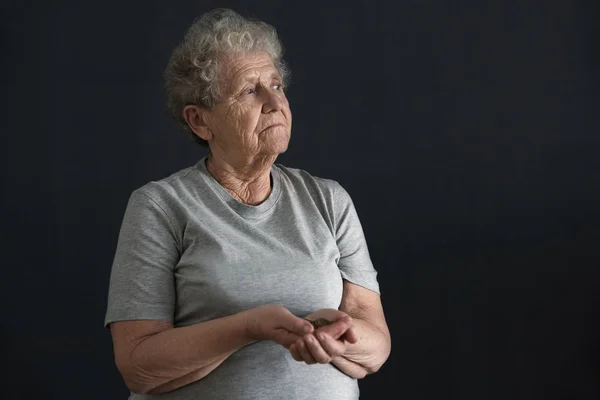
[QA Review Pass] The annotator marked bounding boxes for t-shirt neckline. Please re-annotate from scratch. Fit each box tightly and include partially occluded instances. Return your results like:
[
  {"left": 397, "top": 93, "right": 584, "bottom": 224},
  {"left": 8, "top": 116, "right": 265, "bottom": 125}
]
[{"left": 195, "top": 156, "right": 282, "bottom": 219}]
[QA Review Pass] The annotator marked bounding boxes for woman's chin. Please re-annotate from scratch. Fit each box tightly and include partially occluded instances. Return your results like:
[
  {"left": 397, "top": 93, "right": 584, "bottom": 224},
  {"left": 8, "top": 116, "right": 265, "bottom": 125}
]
[
  {"left": 260, "top": 130, "right": 290, "bottom": 154},
  {"left": 260, "top": 136, "right": 290, "bottom": 156}
]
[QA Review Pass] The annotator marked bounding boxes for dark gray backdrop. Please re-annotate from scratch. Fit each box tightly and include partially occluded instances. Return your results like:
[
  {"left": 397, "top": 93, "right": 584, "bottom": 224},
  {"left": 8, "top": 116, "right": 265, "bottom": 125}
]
[{"left": 2, "top": 0, "right": 599, "bottom": 399}]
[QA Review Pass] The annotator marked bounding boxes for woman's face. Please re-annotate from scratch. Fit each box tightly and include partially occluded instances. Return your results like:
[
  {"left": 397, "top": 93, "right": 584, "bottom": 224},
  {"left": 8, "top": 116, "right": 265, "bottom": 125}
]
[{"left": 202, "top": 52, "right": 292, "bottom": 161}]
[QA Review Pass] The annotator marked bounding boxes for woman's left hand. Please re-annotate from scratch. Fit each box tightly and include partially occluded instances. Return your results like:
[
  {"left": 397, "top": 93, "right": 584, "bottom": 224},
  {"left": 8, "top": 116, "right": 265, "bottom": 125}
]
[{"left": 289, "top": 308, "right": 358, "bottom": 364}]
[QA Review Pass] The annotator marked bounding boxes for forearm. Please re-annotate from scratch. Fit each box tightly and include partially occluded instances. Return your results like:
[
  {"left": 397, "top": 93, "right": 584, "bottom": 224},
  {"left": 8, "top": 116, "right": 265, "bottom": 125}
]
[
  {"left": 123, "top": 312, "right": 253, "bottom": 393},
  {"left": 336, "top": 318, "right": 391, "bottom": 375}
]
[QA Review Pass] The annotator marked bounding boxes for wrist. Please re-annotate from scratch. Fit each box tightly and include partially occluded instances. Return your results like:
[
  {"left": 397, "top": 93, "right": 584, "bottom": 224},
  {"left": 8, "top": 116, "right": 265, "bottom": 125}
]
[
  {"left": 331, "top": 356, "right": 368, "bottom": 379},
  {"left": 238, "top": 309, "right": 259, "bottom": 344}
]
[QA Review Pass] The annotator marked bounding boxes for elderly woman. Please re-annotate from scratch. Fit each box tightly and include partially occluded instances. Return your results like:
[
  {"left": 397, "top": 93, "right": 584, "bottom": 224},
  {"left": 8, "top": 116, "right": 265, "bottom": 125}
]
[{"left": 104, "top": 8, "right": 391, "bottom": 400}]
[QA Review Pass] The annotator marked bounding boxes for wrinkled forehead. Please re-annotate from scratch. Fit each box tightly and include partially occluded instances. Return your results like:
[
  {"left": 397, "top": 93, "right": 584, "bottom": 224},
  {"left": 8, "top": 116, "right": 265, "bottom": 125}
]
[{"left": 219, "top": 52, "right": 281, "bottom": 91}]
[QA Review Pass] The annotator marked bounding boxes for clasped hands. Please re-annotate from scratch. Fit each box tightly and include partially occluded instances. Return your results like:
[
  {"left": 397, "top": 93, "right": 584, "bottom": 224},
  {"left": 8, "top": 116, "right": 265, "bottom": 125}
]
[
  {"left": 288, "top": 308, "right": 357, "bottom": 365},
  {"left": 245, "top": 305, "right": 357, "bottom": 366}
]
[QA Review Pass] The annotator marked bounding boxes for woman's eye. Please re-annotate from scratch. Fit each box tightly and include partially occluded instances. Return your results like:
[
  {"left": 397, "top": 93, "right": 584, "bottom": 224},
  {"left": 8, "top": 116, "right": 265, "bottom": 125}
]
[
  {"left": 272, "top": 84, "right": 281, "bottom": 90},
  {"left": 245, "top": 88, "right": 255, "bottom": 95}
]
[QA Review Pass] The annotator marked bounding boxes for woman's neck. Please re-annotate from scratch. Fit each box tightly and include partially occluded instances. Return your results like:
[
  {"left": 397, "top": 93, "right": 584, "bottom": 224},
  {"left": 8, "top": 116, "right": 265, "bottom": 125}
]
[{"left": 205, "top": 153, "right": 274, "bottom": 206}]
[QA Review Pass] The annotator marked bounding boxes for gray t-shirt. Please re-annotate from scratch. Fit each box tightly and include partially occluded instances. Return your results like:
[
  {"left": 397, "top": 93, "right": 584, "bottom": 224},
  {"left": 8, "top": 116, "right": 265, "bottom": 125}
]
[{"left": 104, "top": 157, "right": 380, "bottom": 400}]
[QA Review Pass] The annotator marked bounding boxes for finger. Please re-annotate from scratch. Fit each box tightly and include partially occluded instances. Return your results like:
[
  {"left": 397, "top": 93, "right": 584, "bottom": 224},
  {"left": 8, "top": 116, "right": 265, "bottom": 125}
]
[
  {"left": 289, "top": 343, "right": 303, "bottom": 362},
  {"left": 317, "top": 316, "right": 352, "bottom": 340},
  {"left": 342, "top": 326, "right": 359, "bottom": 344},
  {"left": 275, "top": 331, "right": 303, "bottom": 348},
  {"left": 284, "top": 312, "right": 314, "bottom": 336},
  {"left": 315, "top": 332, "right": 347, "bottom": 358},
  {"left": 297, "top": 338, "right": 317, "bottom": 364},
  {"left": 302, "top": 334, "right": 332, "bottom": 364}
]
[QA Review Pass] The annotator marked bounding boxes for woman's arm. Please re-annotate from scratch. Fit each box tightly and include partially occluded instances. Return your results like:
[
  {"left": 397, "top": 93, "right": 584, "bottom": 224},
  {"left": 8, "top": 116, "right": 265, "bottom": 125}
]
[
  {"left": 334, "top": 280, "right": 391, "bottom": 375},
  {"left": 110, "top": 314, "right": 248, "bottom": 394},
  {"left": 111, "top": 305, "right": 313, "bottom": 394}
]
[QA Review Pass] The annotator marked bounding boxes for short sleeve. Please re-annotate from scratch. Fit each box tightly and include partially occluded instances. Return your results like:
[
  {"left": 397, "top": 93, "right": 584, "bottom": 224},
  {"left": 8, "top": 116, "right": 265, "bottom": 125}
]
[
  {"left": 333, "top": 182, "right": 380, "bottom": 294},
  {"left": 104, "top": 189, "right": 180, "bottom": 327}
]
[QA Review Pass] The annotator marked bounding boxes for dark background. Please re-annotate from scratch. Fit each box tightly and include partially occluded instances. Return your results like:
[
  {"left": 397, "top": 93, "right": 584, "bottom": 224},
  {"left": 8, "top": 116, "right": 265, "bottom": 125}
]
[{"left": 2, "top": 0, "right": 599, "bottom": 399}]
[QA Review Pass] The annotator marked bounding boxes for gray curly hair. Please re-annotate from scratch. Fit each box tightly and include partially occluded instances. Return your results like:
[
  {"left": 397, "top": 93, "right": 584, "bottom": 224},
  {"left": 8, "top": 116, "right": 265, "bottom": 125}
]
[{"left": 163, "top": 8, "right": 291, "bottom": 147}]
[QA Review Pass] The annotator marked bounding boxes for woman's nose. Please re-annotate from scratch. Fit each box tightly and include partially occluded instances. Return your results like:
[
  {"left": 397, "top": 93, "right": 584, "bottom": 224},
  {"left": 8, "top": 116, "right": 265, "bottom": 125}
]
[{"left": 261, "top": 88, "right": 284, "bottom": 113}]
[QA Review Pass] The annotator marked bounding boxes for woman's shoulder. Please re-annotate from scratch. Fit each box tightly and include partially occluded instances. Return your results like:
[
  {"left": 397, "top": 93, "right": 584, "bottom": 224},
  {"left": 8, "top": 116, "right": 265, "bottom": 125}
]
[
  {"left": 274, "top": 163, "right": 352, "bottom": 202},
  {"left": 129, "top": 163, "right": 202, "bottom": 205}
]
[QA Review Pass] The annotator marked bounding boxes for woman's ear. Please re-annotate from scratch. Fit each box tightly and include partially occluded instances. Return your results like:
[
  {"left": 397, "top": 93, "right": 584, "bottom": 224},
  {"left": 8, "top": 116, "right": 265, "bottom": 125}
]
[{"left": 183, "top": 105, "right": 212, "bottom": 142}]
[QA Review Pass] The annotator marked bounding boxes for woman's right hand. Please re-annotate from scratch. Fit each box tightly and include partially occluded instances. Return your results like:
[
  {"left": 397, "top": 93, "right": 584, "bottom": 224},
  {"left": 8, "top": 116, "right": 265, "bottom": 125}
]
[{"left": 244, "top": 305, "right": 314, "bottom": 349}]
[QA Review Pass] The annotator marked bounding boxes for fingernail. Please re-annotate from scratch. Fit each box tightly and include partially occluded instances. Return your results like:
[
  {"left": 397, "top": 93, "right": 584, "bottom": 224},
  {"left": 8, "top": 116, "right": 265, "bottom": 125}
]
[
  {"left": 317, "top": 333, "right": 326, "bottom": 341},
  {"left": 303, "top": 324, "right": 313, "bottom": 333}
]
